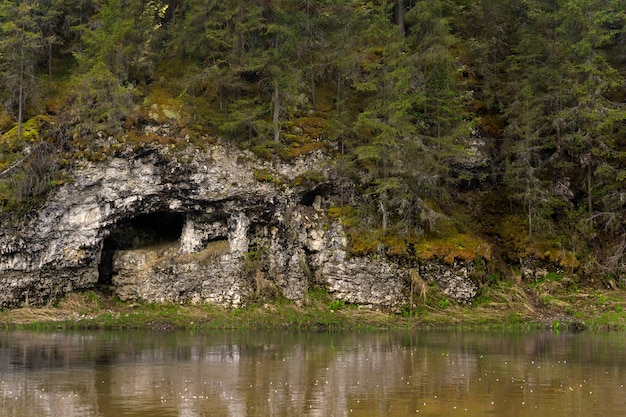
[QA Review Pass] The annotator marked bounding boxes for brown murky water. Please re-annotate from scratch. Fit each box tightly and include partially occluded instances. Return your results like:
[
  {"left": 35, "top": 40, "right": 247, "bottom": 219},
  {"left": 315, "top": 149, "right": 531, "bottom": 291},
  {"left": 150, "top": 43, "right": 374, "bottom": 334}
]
[{"left": 1, "top": 330, "right": 625, "bottom": 416}]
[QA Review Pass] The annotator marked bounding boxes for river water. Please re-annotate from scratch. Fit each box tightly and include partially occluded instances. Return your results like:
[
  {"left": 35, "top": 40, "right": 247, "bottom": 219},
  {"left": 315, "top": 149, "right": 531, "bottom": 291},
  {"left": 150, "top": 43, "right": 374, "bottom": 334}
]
[{"left": 0, "top": 329, "right": 625, "bottom": 416}]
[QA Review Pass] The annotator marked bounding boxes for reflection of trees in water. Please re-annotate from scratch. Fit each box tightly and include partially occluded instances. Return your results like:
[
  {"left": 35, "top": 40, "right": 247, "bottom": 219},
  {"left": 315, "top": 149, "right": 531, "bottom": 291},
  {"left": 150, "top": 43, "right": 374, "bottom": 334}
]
[
  {"left": 2, "top": 331, "right": 626, "bottom": 416},
  {"left": 0, "top": 332, "right": 118, "bottom": 370}
]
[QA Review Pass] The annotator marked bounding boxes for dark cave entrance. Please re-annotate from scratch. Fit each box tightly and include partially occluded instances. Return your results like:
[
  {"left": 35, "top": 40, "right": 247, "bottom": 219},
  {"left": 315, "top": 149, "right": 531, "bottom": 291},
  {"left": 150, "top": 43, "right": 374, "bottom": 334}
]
[
  {"left": 300, "top": 184, "right": 330, "bottom": 208},
  {"left": 97, "top": 212, "right": 185, "bottom": 288}
]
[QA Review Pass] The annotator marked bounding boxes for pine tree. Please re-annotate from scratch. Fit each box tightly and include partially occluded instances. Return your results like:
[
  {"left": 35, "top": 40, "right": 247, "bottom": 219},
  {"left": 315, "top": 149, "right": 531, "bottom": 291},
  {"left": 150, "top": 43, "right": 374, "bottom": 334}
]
[
  {"left": 65, "top": 0, "right": 132, "bottom": 134},
  {"left": 556, "top": 0, "right": 626, "bottom": 222},
  {"left": 497, "top": 0, "right": 562, "bottom": 239},
  {"left": 402, "top": 0, "right": 474, "bottom": 194},
  {"left": 0, "top": 0, "right": 42, "bottom": 140},
  {"left": 264, "top": 3, "right": 301, "bottom": 142},
  {"left": 349, "top": 3, "right": 417, "bottom": 236},
  {"left": 170, "top": 0, "right": 269, "bottom": 140},
  {"left": 65, "top": 0, "right": 166, "bottom": 135},
  {"left": 405, "top": 0, "right": 465, "bottom": 139}
]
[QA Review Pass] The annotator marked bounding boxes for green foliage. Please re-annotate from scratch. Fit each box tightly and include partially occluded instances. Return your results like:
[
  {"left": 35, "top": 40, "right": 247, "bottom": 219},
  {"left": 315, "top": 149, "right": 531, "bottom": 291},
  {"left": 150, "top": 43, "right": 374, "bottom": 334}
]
[
  {"left": 253, "top": 169, "right": 281, "bottom": 185},
  {"left": 545, "top": 271, "right": 563, "bottom": 282},
  {"left": 0, "top": 0, "right": 625, "bottom": 277},
  {"left": 64, "top": 61, "right": 136, "bottom": 136},
  {"left": 329, "top": 299, "right": 346, "bottom": 311},
  {"left": 507, "top": 312, "right": 524, "bottom": 324},
  {"left": 0, "top": 136, "right": 59, "bottom": 216},
  {"left": 0, "top": 0, "right": 43, "bottom": 138}
]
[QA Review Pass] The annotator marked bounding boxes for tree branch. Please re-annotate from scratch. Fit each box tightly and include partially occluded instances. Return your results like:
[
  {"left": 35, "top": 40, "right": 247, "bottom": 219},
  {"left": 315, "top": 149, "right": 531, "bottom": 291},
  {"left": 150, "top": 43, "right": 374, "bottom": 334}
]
[{"left": 0, "top": 154, "right": 28, "bottom": 178}]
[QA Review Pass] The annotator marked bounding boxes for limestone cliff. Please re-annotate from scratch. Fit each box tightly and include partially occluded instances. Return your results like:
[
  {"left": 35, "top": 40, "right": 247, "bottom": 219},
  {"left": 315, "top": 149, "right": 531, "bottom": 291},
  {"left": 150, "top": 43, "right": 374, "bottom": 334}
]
[{"left": 0, "top": 143, "right": 478, "bottom": 310}]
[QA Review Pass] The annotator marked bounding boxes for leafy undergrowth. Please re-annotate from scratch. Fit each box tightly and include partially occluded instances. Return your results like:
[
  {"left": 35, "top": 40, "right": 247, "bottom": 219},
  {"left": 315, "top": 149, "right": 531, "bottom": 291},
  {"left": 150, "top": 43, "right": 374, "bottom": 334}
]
[{"left": 2, "top": 282, "right": 626, "bottom": 332}]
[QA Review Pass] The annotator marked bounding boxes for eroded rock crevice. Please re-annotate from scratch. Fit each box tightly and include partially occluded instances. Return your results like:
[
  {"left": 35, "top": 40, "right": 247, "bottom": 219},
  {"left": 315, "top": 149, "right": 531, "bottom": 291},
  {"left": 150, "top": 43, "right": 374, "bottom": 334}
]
[{"left": 97, "top": 212, "right": 185, "bottom": 288}]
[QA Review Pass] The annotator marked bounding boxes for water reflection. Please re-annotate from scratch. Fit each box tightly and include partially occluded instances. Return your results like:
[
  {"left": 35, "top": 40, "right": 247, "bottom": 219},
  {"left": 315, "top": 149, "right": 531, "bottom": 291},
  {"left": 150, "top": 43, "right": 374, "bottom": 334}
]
[{"left": 1, "top": 330, "right": 626, "bottom": 416}]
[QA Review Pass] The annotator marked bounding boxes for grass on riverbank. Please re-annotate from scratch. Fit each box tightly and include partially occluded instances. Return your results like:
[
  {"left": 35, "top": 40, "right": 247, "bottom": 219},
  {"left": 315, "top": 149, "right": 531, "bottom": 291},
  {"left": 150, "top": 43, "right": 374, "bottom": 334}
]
[{"left": 2, "top": 281, "right": 626, "bottom": 332}]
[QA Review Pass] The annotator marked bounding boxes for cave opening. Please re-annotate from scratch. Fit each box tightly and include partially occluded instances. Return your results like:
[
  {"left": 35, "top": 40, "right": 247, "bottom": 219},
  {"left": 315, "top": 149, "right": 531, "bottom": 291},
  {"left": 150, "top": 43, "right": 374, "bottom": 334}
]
[
  {"left": 300, "top": 184, "right": 329, "bottom": 207},
  {"left": 97, "top": 212, "right": 185, "bottom": 288},
  {"left": 300, "top": 190, "right": 318, "bottom": 207}
]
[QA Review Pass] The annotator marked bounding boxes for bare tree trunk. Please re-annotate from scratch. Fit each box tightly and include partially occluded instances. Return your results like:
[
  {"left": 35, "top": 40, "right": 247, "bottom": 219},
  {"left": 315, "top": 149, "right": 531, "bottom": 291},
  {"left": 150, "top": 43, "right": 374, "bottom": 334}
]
[
  {"left": 581, "top": 153, "right": 593, "bottom": 225},
  {"left": 396, "top": 0, "right": 405, "bottom": 36},
  {"left": 273, "top": 82, "right": 280, "bottom": 142},
  {"left": 48, "top": 39, "right": 52, "bottom": 77},
  {"left": 18, "top": 25, "right": 25, "bottom": 141},
  {"left": 231, "top": 4, "right": 244, "bottom": 60},
  {"left": 528, "top": 200, "right": 533, "bottom": 240},
  {"left": 380, "top": 193, "right": 388, "bottom": 234},
  {"left": 310, "top": 51, "right": 316, "bottom": 107},
  {"left": 587, "top": 164, "right": 593, "bottom": 223},
  {"left": 306, "top": 0, "right": 316, "bottom": 107}
]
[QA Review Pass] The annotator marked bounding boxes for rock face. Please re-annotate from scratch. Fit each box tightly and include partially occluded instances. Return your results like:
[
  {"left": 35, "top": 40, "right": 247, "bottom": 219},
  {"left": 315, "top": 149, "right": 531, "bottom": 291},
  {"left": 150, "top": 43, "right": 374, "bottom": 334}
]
[{"left": 0, "top": 143, "right": 479, "bottom": 310}]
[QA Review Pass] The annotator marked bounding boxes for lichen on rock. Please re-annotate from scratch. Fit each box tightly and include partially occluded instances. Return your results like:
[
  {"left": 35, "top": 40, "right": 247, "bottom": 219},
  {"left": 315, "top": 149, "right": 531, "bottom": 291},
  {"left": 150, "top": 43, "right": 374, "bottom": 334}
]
[{"left": 0, "top": 141, "right": 483, "bottom": 310}]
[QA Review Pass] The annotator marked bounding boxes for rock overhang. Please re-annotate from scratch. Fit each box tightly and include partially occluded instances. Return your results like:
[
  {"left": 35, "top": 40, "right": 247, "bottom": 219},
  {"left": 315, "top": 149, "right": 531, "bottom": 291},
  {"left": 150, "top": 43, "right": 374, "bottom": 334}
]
[{"left": 0, "top": 142, "right": 479, "bottom": 310}]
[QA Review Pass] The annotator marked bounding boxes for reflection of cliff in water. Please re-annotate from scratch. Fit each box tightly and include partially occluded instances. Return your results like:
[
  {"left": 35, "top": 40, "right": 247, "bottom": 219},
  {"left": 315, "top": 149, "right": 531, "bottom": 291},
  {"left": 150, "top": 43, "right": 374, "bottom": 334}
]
[
  {"left": 0, "top": 332, "right": 120, "bottom": 371},
  {"left": 2, "top": 331, "right": 626, "bottom": 417}
]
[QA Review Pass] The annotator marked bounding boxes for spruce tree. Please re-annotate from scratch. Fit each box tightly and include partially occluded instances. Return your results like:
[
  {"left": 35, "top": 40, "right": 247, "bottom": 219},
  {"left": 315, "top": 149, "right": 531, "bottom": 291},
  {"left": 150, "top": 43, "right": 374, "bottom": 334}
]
[
  {"left": 556, "top": 0, "right": 626, "bottom": 221},
  {"left": 65, "top": 0, "right": 134, "bottom": 134},
  {"left": 171, "top": 0, "right": 268, "bottom": 140},
  {"left": 498, "top": 0, "right": 561, "bottom": 239},
  {"left": 0, "top": 0, "right": 42, "bottom": 140},
  {"left": 264, "top": 3, "right": 301, "bottom": 142}
]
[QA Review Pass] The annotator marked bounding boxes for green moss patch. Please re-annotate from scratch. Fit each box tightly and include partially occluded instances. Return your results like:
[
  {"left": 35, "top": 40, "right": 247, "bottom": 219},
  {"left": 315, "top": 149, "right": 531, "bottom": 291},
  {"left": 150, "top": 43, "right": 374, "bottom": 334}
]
[
  {"left": 327, "top": 206, "right": 359, "bottom": 227},
  {"left": 415, "top": 233, "right": 492, "bottom": 264},
  {"left": 143, "top": 88, "right": 184, "bottom": 123},
  {"left": 1, "top": 116, "right": 48, "bottom": 146},
  {"left": 253, "top": 168, "right": 282, "bottom": 185},
  {"left": 277, "top": 141, "right": 324, "bottom": 160}
]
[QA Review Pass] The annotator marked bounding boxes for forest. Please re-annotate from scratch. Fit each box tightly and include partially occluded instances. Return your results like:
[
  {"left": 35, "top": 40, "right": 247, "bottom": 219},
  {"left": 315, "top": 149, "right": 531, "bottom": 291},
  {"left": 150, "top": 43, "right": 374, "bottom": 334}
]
[{"left": 0, "top": 0, "right": 625, "bottom": 284}]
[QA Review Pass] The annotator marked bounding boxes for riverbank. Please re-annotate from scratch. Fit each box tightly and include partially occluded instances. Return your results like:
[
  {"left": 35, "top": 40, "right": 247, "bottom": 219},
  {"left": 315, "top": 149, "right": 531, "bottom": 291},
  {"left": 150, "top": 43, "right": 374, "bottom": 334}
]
[{"left": 2, "top": 282, "right": 626, "bottom": 332}]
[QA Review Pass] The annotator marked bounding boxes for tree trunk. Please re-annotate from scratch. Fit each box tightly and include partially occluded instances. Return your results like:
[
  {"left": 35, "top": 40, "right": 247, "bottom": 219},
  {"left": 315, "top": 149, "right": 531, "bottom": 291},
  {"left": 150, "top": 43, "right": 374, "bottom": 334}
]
[
  {"left": 18, "top": 24, "right": 25, "bottom": 141},
  {"left": 581, "top": 154, "right": 593, "bottom": 225},
  {"left": 306, "top": 0, "right": 316, "bottom": 107},
  {"left": 310, "top": 51, "right": 316, "bottom": 107},
  {"left": 231, "top": 4, "right": 244, "bottom": 61},
  {"left": 528, "top": 200, "right": 533, "bottom": 240},
  {"left": 273, "top": 82, "right": 280, "bottom": 142},
  {"left": 396, "top": 0, "right": 405, "bottom": 36},
  {"left": 380, "top": 193, "right": 388, "bottom": 234},
  {"left": 48, "top": 38, "right": 53, "bottom": 77}
]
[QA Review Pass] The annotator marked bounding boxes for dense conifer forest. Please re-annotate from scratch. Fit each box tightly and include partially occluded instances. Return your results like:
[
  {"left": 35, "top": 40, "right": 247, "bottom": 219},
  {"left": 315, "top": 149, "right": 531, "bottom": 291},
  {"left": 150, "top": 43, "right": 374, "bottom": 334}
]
[{"left": 1, "top": 0, "right": 625, "bottom": 283}]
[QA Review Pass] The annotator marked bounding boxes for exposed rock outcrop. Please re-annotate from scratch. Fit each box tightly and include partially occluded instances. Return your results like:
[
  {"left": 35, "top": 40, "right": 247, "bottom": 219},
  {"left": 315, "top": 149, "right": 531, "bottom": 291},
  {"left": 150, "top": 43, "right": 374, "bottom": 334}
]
[{"left": 0, "top": 142, "right": 480, "bottom": 310}]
